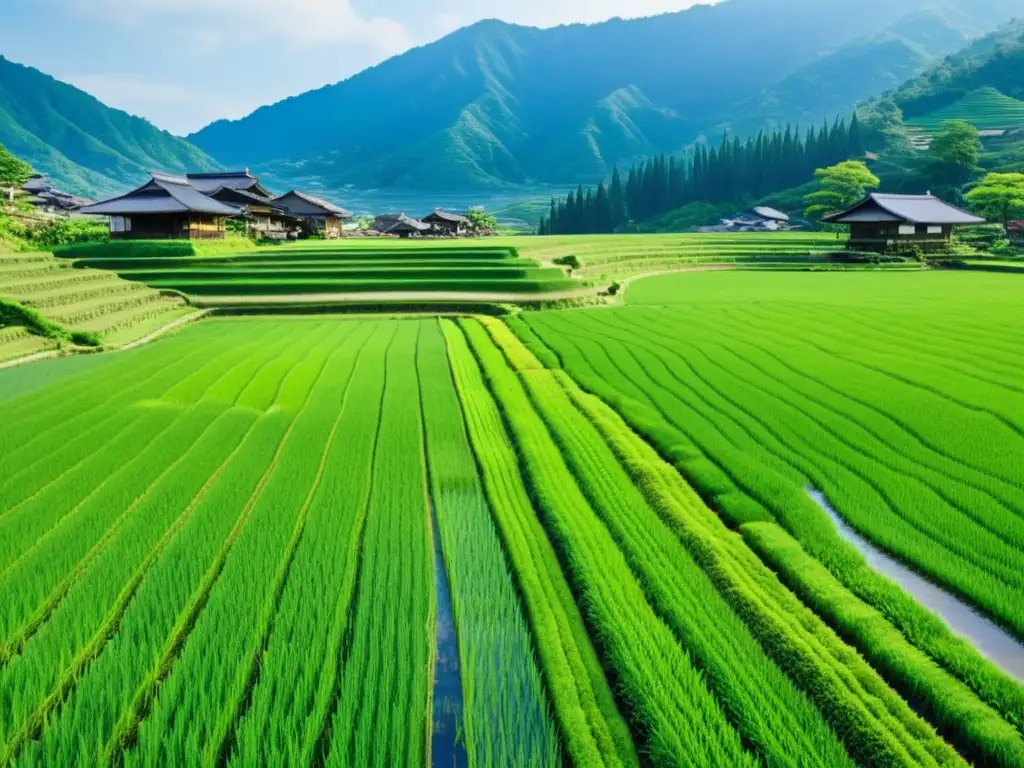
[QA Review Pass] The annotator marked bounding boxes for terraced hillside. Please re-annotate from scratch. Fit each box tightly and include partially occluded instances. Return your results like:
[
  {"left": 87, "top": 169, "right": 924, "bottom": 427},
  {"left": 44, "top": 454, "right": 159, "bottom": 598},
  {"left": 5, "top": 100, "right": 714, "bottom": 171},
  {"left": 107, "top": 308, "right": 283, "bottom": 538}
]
[
  {"left": 0, "top": 252, "right": 197, "bottom": 362},
  {"left": 906, "top": 87, "right": 1024, "bottom": 131},
  {"left": 69, "top": 243, "right": 585, "bottom": 307}
]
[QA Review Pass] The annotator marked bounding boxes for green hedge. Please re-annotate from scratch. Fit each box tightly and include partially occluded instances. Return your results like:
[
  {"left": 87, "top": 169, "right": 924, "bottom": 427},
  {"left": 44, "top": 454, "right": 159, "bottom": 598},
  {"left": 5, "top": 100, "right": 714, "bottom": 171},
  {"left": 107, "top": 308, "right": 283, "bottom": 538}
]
[
  {"left": 150, "top": 277, "right": 580, "bottom": 296},
  {"left": 54, "top": 237, "right": 257, "bottom": 261},
  {"left": 119, "top": 267, "right": 557, "bottom": 282},
  {"left": 0, "top": 298, "right": 101, "bottom": 347},
  {"left": 78, "top": 257, "right": 539, "bottom": 271}
]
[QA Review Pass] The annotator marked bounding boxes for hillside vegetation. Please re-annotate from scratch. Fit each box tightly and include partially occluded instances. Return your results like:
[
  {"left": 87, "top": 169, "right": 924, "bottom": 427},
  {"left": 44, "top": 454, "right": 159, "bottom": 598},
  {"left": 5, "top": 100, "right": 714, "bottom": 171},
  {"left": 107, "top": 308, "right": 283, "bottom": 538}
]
[
  {"left": 0, "top": 250, "right": 196, "bottom": 361},
  {"left": 188, "top": 0, "right": 1024, "bottom": 193},
  {"left": 0, "top": 56, "right": 220, "bottom": 198}
]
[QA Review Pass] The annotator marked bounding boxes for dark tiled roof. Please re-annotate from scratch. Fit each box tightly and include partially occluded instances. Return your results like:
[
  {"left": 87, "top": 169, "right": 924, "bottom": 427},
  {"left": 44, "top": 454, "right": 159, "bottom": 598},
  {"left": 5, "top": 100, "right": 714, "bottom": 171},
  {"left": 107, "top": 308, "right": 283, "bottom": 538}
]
[
  {"left": 824, "top": 194, "right": 985, "bottom": 225},
  {"left": 275, "top": 190, "right": 353, "bottom": 218},
  {"left": 423, "top": 209, "right": 471, "bottom": 225},
  {"left": 79, "top": 174, "right": 240, "bottom": 216}
]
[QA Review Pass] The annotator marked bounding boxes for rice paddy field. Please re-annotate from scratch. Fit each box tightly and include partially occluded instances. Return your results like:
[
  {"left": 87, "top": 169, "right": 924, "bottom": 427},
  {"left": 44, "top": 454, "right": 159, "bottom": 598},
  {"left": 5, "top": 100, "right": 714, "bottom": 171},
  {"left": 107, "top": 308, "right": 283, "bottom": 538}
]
[
  {"left": 1, "top": 264, "right": 1023, "bottom": 767},
  {"left": 906, "top": 87, "right": 1024, "bottom": 132}
]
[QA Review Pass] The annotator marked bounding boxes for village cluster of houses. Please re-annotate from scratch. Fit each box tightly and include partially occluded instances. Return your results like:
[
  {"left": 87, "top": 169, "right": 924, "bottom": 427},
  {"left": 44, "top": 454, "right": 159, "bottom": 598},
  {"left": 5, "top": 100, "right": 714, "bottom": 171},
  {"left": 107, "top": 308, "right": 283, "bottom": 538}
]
[
  {"left": 66, "top": 169, "right": 480, "bottom": 241},
  {"left": 698, "top": 206, "right": 797, "bottom": 233}
]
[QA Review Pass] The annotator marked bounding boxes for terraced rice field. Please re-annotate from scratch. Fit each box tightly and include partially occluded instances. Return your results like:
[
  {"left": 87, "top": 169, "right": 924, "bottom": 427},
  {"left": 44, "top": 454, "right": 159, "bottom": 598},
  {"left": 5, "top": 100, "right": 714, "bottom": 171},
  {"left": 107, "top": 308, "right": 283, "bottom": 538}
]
[
  {"left": 2, "top": 268, "right": 1022, "bottom": 767},
  {"left": 69, "top": 244, "right": 582, "bottom": 304},
  {"left": 0, "top": 252, "right": 195, "bottom": 360},
  {"left": 906, "top": 87, "right": 1024, "bottom": 132}
]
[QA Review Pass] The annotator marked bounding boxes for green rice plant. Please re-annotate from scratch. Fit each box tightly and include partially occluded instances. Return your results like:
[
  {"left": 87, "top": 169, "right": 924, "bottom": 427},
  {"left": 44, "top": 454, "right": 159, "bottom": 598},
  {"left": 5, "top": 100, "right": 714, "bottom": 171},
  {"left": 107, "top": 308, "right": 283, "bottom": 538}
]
[
  {"left": 458, "top": 317, "right": 757, "bottom": 768},
  {"left": 0, "top": 403, "right": 255, "bottom": 760},
  {"left": 146, "top": 277, "right": 580, "bottom": 296},
  {"left": 492, "top": 318, "right": 968, "bottom": 768},
  {"left": 122, "top": 323, "right": 373, "bottom": 767},
  {"left": 743, "top": 521, "right": 1024, "bottom": 768},
  {"left": 226, "top": 322, "right": 393, "bottom": 766},
  {"left": 440, "top": 320, "right": 637, "bottom": 768},
  {"left": 418, "top": 319, "right": 560, "bottom": 767},
  {"left": 324, "top": 322, "right": 434, "bottom": 767},
  {"left": 503, "top": 315, "right": 561, "bottom": 370},
  {"left": 521, "top": 273, "right": 1024, "bottom": 729}
]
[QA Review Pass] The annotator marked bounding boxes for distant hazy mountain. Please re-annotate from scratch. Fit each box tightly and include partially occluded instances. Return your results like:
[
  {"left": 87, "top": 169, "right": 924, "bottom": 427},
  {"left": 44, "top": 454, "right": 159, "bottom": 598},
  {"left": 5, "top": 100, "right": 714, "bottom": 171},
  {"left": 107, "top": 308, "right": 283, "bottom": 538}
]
[
  {"left": 189, "top": 0, "right": 1024, "bottom": 193},
  {"left": 0, "top": 56, "right": 219, "bottom": 198}
]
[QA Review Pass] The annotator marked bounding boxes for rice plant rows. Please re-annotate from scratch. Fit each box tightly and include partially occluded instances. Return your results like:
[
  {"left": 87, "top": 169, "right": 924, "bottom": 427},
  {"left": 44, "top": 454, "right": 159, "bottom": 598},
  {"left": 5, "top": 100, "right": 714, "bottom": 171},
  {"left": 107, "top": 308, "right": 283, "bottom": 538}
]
[{"left": 521, "top": 271, "right": 1024, "bottom": 733}]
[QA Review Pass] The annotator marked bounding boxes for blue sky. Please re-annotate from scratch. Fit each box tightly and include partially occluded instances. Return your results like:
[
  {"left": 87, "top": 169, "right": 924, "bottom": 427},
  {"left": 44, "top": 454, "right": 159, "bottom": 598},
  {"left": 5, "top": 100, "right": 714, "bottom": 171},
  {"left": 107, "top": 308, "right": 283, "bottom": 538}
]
[{"left": 1, "top": 0, "right": 709, "bottom": 136}]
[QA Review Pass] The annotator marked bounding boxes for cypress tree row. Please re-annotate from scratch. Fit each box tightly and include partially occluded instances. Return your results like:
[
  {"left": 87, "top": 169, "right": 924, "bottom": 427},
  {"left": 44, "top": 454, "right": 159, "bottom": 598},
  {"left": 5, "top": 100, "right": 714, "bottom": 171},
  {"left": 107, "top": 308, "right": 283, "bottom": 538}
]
[{"left": 539, "top": 114, "right": 865, "bottom": 235}]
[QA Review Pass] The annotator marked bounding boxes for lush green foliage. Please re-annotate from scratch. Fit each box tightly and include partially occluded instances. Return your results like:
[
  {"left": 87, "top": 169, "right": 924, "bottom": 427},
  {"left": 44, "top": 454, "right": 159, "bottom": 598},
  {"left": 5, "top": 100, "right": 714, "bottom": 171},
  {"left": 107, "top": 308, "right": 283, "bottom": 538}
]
[
  {"left": 929, "top": 121, "right": 982, "bottom": 187},
  {"left": 908, "top": 88, "right": 1024, "bottom": 131},
  {"left": 0, "top": 141, "right": 33, "bottom": 187},
  {"left": 966, "top": 172, "right": 1024, "bottom": 225},
  {"left": 804, "top": 160, "right": 881, "bottom": 221}
]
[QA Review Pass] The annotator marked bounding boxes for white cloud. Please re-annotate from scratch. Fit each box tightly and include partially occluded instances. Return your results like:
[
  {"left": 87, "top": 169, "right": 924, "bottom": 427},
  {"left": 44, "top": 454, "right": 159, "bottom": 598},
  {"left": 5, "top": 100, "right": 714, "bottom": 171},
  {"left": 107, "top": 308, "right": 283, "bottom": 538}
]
[
  {"left": 74, "top": 0, "right": 413, "bottom": 57},
  {"left": 63, "top": 73, "right": 257, "bottom": 135}
]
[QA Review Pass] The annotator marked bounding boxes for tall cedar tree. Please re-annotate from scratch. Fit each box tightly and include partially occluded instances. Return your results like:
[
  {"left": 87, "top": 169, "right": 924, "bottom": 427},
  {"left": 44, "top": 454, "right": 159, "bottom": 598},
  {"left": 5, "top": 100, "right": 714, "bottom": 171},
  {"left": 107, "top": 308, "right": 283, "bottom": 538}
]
[{"left": 541, "top": 114, "right": 861, "bottom": 234}]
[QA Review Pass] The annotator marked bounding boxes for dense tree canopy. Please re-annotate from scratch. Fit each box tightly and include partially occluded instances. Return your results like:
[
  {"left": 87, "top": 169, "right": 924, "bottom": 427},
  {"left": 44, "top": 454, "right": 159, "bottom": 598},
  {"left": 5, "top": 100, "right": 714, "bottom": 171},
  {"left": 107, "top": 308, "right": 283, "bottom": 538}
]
[
  {"left": 965, "top": 173, "right": 1024, "bottom": 226},
  {"left": 540, "top": 115, "right": 864, "bottom": 235},
  {"left": 803, "top": 160, "right": 880, "bottom": 222},
  {"left": 929, "top": 120, "right": 982, "bottom": 188},
  {"left": 0, "top": 142, "right": 32, "bottom": 188}
]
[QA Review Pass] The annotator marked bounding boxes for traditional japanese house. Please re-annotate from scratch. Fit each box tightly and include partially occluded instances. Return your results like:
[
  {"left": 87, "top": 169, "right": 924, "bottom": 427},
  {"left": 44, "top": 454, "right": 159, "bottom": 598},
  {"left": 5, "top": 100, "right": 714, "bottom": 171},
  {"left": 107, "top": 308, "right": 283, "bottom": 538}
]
[
  {"left": 79, "top": 173, "right": 240, "bottom": 239},
  {"left": 823, "top": 193, "right": 984, "bottom": 252},
  {"left": 423, "top": 209, "right": 471, "bottom": 236},
  {"left": 207, "top": 186, "right": 298, "bottom": 239},
  {"left": 372, "top": 213, "right": 432, "bottom": 238},
  {"left": 273, "top": 190, "right": 352, "bottom": 238}
]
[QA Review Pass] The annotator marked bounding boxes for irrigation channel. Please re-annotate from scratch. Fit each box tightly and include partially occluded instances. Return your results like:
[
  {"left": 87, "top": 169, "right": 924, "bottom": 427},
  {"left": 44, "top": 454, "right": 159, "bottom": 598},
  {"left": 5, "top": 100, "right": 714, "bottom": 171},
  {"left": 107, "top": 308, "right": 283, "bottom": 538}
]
[
  {"left": 429, "top": 501, "right": 469, "bottom": 768},
  {"left": 807, "top": 489, "right": 1024, "bottom": 681}
]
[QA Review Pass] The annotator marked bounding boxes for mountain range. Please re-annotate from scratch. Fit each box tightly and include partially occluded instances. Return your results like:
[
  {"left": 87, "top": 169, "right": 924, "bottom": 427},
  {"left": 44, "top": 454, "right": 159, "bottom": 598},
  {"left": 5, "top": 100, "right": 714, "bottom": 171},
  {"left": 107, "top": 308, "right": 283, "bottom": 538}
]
[
  {"left": 0, "top": 56, "right": 220, "bottom": 198},
  {"left": 2, "top": 0, "right": 1024, "bottom": 201}
]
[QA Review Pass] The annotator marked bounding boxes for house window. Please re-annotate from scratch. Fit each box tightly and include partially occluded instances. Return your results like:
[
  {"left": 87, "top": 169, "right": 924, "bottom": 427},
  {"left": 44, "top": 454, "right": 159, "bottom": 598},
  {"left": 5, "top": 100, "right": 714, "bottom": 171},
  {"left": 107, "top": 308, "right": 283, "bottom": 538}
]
[
  {"left": 898, "top": 224, "right": 916, "bottom": 236},
  {"left": 927, "top": 225, "right": 942, "bottom": 234},
  {"left": 110, "top": 216, "right": 124, "bottom": 233}
]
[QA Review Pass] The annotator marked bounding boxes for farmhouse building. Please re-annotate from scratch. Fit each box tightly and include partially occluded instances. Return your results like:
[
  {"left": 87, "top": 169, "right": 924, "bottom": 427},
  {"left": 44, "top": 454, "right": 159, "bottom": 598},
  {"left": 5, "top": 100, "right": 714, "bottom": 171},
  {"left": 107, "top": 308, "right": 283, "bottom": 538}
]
[
  {"left": 371, "top": 213, "right": 433, "bottom": 238},
  {"left": 823, "top": 193, "right": 985, "bottom": 252},
  {"left": 274, "top": 191, "right": 352, "bottom": 238},
  {"left": 79, "top": 173, "right": 240, "bottom": 239},
  {"left": 423, "top": 209, "right": 471, "bottom": 236},
  {"left": 207, "top": 186, "right": 298, "bottom": 239},
  {"left": 699, "top": 206, "right": 793, "bottom": 233}
]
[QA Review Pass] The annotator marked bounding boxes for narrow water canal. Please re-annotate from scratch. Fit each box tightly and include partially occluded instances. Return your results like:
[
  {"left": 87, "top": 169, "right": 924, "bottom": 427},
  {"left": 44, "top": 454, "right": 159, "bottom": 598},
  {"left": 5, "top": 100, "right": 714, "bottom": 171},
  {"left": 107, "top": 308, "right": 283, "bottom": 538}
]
[
  {"left": 430, "top": 505, "right": 469, "bottom": 768},
  {"left": 808, "top": 489, "right": 1024, "bottom": 681}
]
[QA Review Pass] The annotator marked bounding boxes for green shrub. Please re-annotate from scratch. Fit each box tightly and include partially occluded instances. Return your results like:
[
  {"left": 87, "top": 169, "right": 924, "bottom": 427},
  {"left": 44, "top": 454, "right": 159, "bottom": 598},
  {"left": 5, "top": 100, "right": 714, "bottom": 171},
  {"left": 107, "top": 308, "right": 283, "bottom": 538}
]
[
  {"left": 553, "top": 255, "right": 581, "bottom": 270},
  {"left": 70, "top": 330, "right": 103, "bottom": 347},
  {"left": 0, "top": 298, "right": 68, "bottom": 340},
  {"left": 27, "top": 219, "right": 107, "bottom": 247}
]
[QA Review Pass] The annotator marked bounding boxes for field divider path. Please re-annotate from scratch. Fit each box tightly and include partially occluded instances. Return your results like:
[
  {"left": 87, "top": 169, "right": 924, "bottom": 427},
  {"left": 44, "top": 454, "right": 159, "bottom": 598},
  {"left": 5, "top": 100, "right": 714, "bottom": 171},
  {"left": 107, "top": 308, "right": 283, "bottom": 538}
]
[{"left": 100, "top": 324, "right": 351, "bottom": 765}]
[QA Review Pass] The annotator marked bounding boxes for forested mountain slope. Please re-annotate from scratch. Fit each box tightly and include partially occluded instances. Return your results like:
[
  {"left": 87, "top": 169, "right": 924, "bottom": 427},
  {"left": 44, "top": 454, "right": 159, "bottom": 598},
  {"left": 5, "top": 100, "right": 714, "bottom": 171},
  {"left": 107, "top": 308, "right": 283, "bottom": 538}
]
[
  {"left": 0, "top": 56, "right": 220, "bottom": 198},
  {"left": 189, "top": 0, "right": 1024, "bottom": 192}
]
